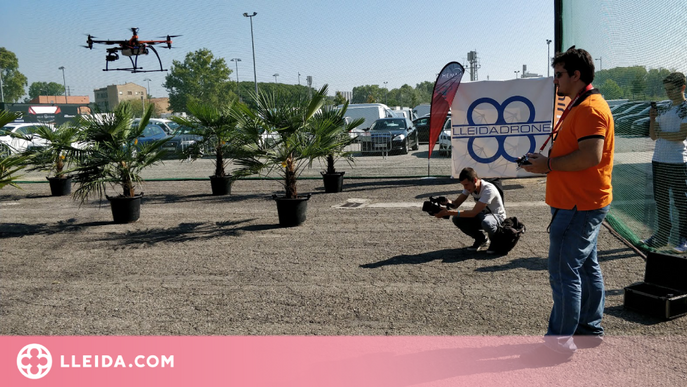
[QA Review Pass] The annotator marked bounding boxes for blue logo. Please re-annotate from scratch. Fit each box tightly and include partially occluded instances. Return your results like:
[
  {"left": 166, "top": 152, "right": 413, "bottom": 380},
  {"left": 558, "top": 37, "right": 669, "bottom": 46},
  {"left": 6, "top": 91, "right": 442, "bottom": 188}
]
[{"left": 455, "top": 96, "right": 551, "bottom": 163}]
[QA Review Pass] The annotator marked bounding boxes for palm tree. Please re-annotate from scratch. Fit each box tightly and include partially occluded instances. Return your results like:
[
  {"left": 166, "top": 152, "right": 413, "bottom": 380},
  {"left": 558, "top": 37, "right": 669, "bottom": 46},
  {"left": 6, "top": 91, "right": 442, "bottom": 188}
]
[
  {"left": 18, "top": 123, "right": 82, "bottom": 179},
  {"left": 171, "top": 99, "right": 243, "bottom": 179},
  {"left": 312, "top": 101, "right": 364, "bottom": 175},
  {"left": 0, "top": 110, "right": 26, "bottom": 189},
  {"left": 71, "top": 103, "right": 169, "bottom": 202},
  {"left": 235, "top": 85, "right": 331, "bottom": 198}
]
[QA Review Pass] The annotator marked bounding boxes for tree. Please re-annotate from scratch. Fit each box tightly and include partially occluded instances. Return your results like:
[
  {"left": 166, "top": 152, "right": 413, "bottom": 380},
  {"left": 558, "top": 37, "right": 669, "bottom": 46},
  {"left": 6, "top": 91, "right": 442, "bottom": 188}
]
[
  {"left": 631, "top": 74, "right": 646, "bottom": 99},
  {"left": 598, "top": 79, "right": 623, "bottom": 100},
  {"left": 352, "top": 84, "right": 384, "bottom": 104},
  {"left": 0, "top": 48, "right": 28, "bottom": 103},
  {"left": 163, "top": 48, "right": 234, "bottom": 113},
  {"left": 28, "top": 82, "right": 65, "bottom": 99},
  {"left": 333, "top": 92, "right": 347, "bottom": 106}
]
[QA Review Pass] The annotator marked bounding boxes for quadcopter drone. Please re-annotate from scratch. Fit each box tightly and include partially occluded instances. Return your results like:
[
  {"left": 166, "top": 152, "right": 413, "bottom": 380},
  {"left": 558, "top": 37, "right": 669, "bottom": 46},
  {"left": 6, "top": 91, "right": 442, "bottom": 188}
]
[{"left": 84, "top": 28, "right": 180, "bottom": 73}]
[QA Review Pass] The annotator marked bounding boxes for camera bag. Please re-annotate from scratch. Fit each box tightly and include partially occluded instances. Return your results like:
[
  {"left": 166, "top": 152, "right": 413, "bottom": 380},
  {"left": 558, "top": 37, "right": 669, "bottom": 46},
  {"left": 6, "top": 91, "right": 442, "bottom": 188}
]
[
  {"left": 623, "top": 252, "right": 687, "bottom": 320},
  {"left": 489, "top": 216, "right": 526, "bottom": 254}
]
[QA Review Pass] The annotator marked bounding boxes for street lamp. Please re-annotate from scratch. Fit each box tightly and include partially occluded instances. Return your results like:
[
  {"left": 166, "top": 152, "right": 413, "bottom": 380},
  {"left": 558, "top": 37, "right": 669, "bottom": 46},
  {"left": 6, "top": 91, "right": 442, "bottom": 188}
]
[
  {"left": 595, "top": 57, "right": 602, "bottom": 71},
  {"left": 231, "top": 58, "right": 241, "bottom": 100},
  {"left": 273, "top": 73, "right": 279, "bottom": 83},
  {"left": 514, "top": 70, "right": 520, "bottom": 79},
  {"left": 143, "top": 78, "right": 151, "bottom": 97},
  {"left": 0, "top": 67, "right": 4, "bottom": 102},
  {"left": 243, "top": 12, "right": 258, "bottom": 96},
  {"left": 58, "top": 66, "right": 67, "bottom": 103},
  {"left": 383, "top": 81, "right": 388, "bottom": 104},
  {"left": 546, "top": 39, "right": 552, "bottom": 77}
]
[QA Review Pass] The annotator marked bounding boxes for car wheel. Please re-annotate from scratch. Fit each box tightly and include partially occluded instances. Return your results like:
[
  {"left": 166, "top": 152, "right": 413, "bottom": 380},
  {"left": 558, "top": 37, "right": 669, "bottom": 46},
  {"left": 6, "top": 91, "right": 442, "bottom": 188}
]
[
  {"left": 412, "top": 134, "right": 419, "bottom": 150},
  {"left": 402, "top": 138, "right": 409, "bottom": 154}
]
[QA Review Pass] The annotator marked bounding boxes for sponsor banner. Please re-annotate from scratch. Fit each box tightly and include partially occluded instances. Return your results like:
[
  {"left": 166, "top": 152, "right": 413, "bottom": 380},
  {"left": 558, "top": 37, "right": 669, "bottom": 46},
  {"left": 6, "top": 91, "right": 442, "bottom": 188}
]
[
  {"left": 450, "top": 78, "right": 554, "bottom": 178},
  {"left": 1, "top": 336, "right": 685, "bottom": 386},
  {"left": 429, "top": 62, "right": 465, "bottom": 158}
]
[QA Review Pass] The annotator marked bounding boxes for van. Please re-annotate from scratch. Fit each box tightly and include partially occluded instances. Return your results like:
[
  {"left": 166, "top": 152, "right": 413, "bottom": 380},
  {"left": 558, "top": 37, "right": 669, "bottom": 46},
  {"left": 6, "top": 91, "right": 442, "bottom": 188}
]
[
  {"left": 339, "top": 103, "right": 396, "bottom": 133},
  {"left": 413, "top": 103, "right": 431, "bottom": 118}
]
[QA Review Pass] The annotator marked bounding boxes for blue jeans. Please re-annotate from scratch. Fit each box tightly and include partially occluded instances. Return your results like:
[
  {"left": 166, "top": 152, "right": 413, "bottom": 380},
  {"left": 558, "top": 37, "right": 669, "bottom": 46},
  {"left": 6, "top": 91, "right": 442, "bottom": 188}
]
[{"left": 545, "top": 205, "right": 609, "bottom": 353}]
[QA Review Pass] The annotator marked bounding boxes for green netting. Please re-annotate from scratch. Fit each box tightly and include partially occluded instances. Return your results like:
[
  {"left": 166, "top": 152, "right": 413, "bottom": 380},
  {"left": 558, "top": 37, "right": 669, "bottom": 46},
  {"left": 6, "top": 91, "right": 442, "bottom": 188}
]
[{"left": 560, "top": 0, "right": 687, "bottom": 254}]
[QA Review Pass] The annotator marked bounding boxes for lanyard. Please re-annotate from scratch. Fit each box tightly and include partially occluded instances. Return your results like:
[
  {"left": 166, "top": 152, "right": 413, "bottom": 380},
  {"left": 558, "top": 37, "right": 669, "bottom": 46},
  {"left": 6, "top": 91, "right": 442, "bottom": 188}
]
[{"left": 538, "top": 83, "right": 594, "bottom": 153}]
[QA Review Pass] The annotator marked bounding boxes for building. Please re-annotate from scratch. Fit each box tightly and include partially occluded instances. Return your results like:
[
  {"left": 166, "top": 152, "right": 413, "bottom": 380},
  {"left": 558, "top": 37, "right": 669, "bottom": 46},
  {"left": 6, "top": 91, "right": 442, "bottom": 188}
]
[
  {"left": 29, "top": 95, "right": 89, "bottom": 105},
  {"left": 335, "top": 91, "right": 352, "bottom": 102},
  {"left": 93, "top": 82, "right": 147, "bottom": 112},
  {"left": 149, "top": 97, "right": 171, "bottom": 116}
]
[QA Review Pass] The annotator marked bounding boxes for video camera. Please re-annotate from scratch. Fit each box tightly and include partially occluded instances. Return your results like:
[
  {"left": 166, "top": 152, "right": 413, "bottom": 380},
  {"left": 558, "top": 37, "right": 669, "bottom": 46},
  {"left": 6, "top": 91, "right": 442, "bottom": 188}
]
[{"left": 422, "top": 196, "right": 452, "bottom": 219}]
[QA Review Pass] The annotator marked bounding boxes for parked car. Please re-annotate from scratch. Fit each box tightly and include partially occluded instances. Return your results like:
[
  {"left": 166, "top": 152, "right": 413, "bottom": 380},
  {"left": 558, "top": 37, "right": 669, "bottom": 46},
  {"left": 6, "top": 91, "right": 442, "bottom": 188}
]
[
  {"left": 136, "top": 122, "right": 199, "bottom": 158},
  {"left": 615, "top": 101, "right": 669, "bottom": 135},
  {"left": 624, "top": 100, "right": 670, "bottom": 136},
  {"left": 414, "top": 112, "right": 451, "bottom": 143},
  {"left": 610, "top": 101, "right": 642, "bottom": 114},
  {"left": 132, "top": 118, "right": 181, "bottom": 135},
  {"left": 359, "top": 117, "right": 419, "bottom": 154},
  {"left": 438, "top": 116, "right": 452, "bottom": 157},
  {"left": 0, "top": 122, "right": 55, "bottom": 154},
  {"left": 612, "top": 102, "right": 650, "bottom": 121}
]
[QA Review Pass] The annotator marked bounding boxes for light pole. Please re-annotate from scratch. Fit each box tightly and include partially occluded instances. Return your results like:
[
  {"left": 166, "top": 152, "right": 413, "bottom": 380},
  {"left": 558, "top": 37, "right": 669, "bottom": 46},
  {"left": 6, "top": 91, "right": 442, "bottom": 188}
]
[
  {"left": 298, "top": 72, "right": 301, "bottom": 85},
  {"left": 243, "top": 12, "right": 258, "bottom": 96},
  {"left": 231, "top": 58, "right": 241, "bottom": 99},
  {"left": 58, "top": 66, "right": 67, "bottom": 103},
  {"left": 143, "top": 77, "right": 151, "bottom": 97},
  {"left": 383, "top": 81, "right": 388, "bottom": 104},
  {"left": 273, "top": 73, "right": 279, "bottom": 83},
  {"left": 546, "top": 39, "right": 552, "bottom": 77},
  {"left": 0, "top": 67, "right": 4, "bottom": 102},
  {"left": 595, "top": 57, "right": 602, "bottom": 71},
  {"left": 514, "top": 70, "right": 520, "bottom": 79}
]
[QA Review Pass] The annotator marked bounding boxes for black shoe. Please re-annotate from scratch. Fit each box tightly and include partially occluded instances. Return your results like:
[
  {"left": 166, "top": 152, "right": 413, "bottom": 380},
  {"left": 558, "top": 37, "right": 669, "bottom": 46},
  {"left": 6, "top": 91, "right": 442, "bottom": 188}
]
[
  {"left": 519, "top": 345, "right": 573, "bottom": 367},
  {"left": 467, "top": 236, "right": 489, "bottom": 251},
  {"left": 574, "top": 334, "right": 603, "bottom": 349}
]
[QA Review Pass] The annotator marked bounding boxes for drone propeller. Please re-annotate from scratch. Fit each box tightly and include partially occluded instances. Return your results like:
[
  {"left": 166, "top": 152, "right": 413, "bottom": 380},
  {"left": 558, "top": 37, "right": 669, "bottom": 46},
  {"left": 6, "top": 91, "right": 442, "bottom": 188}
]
[
  {"left": 84, "top": 34, "right": 96, "bottom": 49},
  {"left": 130, "top": 27, "right": 139, "bottom": 35},
  {"left": 157, "top": 34, "right": 181, "bottom": 49}
]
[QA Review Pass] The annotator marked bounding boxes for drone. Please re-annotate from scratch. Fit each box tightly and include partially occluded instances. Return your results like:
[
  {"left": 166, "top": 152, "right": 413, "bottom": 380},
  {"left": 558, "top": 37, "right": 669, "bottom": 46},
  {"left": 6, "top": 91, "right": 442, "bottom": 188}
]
[{"left": 84, "top": 28, "right": 180, "bottom": 73}]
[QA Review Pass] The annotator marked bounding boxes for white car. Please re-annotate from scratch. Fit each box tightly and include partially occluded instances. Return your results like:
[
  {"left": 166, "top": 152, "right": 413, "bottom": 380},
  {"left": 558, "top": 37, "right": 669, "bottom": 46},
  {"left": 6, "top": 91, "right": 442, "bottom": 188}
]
[
  {"left": 132, "top": 118, "right": 180, "bottom": 134},
  {"left": 438, "top": 117, "right": 452, "bottom": 157},
  {"left": 0, "top": 122, "right": 55, "bottom": 154}
]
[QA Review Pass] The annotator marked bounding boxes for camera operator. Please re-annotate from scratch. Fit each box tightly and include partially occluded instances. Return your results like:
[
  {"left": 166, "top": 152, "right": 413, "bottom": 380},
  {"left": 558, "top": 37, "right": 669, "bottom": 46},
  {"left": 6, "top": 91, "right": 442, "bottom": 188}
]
[{"left": 434, "top": 167, "right": 506, "bottom": 253}]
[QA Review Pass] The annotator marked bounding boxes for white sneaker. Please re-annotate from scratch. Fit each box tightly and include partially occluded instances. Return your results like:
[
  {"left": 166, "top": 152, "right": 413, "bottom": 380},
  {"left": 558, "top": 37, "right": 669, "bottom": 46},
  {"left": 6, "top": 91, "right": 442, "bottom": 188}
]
[{"left": 673, "top": 239, "right": 687, "bottom": 253}]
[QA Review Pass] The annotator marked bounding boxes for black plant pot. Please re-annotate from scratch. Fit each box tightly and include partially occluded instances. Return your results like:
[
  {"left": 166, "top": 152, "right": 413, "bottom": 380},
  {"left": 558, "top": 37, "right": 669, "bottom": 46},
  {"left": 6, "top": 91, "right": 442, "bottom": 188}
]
[
  {"left": 106, "top": 194, "right": 142, "bottom": 224},
  {"left": 209, "top": 175, "right": 232, "bottom": 195},
  {"left": 47, "top": 176, "right": 72, "bottom": 196},
  {"left": 274, "top": 194, "right": 311, "bottom": 227},
  {"left": 321, "top": 171, "right": 345, "bottom": 193}
]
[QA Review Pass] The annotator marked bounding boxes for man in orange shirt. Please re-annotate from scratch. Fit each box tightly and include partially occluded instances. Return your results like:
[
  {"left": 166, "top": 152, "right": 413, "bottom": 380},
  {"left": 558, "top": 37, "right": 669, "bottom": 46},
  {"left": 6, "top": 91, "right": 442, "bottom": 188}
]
[{"left": 522, "top": 46, "right": 614, "bottom": 364}]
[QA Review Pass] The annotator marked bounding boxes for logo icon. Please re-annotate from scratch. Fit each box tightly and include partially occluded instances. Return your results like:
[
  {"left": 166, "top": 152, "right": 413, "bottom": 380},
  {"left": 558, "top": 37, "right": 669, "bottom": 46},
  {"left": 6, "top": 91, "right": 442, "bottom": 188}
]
[
  {"left": 465, "top": 96, "right": 539, "bottom": 163},
  {"left": 17, "top": 344, "right": 52, "bottom": 379}
]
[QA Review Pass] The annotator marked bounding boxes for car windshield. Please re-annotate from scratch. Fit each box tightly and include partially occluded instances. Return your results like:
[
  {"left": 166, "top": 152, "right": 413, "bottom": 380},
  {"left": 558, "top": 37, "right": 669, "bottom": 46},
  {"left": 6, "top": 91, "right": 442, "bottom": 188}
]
[
  {"left": 371, "top": 119, "right": 406, "bottom": 130},
  {"left": 166, "top": 121, "right": 180, "bottom": 131},
  {"left": 141, "top": 124, "right": 165, "bottom": 137}
]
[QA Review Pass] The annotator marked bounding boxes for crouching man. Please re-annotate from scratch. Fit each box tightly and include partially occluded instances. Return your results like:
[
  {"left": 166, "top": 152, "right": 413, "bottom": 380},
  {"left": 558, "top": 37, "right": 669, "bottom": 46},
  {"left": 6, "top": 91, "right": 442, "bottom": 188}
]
[{"left": 434, "top": 167, "right": 506, "bottom": 253}]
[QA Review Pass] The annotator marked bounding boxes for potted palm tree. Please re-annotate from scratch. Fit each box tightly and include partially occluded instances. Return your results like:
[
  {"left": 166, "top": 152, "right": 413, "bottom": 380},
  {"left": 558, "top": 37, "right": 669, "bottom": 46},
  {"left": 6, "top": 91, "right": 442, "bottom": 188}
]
[
  {"left": 71, "top": 104, "right": 170, "bottom": 223},
  {"left": 0, "top": 110, "right": 26, "bottom": 190},
  {"left": 18, "top": 123, "right": 82, "bottom": 196},
  {"left": 312, "top": 102, "right": 364, "bottom": 193},
  {"left": 171, "top": 100, "right": 243, "bottom": 195},
  {"left": 234, "top": 85, "right": 337, "bottom": 227}
]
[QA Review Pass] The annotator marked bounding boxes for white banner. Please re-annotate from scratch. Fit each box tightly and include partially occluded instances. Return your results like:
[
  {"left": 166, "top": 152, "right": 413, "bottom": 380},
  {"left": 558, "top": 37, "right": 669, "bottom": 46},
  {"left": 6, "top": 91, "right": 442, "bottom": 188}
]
[{"left": 450, "top": 78, "right": 554, "bottom": 178}]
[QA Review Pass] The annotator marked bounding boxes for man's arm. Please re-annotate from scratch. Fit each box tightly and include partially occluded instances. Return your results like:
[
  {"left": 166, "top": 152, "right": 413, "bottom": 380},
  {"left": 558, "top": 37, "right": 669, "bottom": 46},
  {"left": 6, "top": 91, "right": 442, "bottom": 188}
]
[
  {"left": 435, "top": 196, "right": 487, "bottom": 218},
  {"left": 522, "top": 137, "right": 604, "bottom": 174},
  {"left": 656, "top": 122, "right": 687, "bottom": 142}
]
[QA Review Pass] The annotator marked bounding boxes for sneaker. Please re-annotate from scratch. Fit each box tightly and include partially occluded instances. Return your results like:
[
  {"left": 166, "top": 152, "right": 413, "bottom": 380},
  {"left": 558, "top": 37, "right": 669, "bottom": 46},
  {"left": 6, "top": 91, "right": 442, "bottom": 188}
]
[
  {"left": 468, "top": 236, "right": 489, "bottom": 251},
  {"left": 642, "top": 234, "right": 667, "bottom": 248},
  {"left": 673, "top": 239, "right": 687, "bottom": 253}
]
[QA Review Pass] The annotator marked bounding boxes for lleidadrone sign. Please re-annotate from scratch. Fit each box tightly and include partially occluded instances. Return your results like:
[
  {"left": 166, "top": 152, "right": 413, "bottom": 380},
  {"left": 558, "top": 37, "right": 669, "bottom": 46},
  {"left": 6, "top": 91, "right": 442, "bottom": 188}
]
[{"left": 450, "top": 77, "right": 554, "bottom": 178}]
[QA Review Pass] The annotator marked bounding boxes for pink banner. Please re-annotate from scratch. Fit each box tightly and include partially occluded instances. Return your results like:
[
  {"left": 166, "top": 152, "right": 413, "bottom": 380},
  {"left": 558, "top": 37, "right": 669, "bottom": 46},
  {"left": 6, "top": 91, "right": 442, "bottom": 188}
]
[
  {"left": 428, "top": 62, "right": 464, "bottom": 159},
  {"left": 2, "top": 336, "right": 685, "bottom": 386}
]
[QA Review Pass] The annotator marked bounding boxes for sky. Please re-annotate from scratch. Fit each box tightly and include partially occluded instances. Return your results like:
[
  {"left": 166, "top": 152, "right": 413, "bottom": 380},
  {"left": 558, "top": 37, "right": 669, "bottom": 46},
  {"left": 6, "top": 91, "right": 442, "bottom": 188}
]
[{"left": 2, "top": 0, "right": 559, "bottom": 101}]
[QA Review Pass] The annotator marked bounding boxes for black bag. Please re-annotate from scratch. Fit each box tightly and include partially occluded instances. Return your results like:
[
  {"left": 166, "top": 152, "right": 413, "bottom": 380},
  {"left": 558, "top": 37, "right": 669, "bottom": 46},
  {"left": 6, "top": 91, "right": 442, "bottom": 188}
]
[{"left": 489, "top": 216, "right": 526, "bottom": 254}]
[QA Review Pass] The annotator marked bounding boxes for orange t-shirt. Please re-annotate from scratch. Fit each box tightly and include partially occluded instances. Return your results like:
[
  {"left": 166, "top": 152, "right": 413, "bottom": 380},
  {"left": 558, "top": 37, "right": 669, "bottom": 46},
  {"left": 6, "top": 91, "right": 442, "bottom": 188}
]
[{"left": 545, "top": 92, "right": 614, "bottom": 210}]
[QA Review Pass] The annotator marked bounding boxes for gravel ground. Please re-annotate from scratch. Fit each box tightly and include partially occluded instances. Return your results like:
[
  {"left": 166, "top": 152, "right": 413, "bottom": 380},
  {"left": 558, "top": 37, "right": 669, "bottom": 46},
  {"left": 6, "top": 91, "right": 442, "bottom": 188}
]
[{"left": 2, "top": 161, "right": 686, "bottom": 383}]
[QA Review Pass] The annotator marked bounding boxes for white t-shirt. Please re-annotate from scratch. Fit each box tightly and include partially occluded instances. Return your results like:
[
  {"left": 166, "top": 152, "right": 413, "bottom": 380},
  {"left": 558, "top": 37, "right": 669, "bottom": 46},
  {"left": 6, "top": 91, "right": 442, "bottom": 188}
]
[
  {"left": 654, "top": 101, "right": 687, "bottom": 164},
  {"left": 462, "top": 180, "right": 506, "bottom": 221}
]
